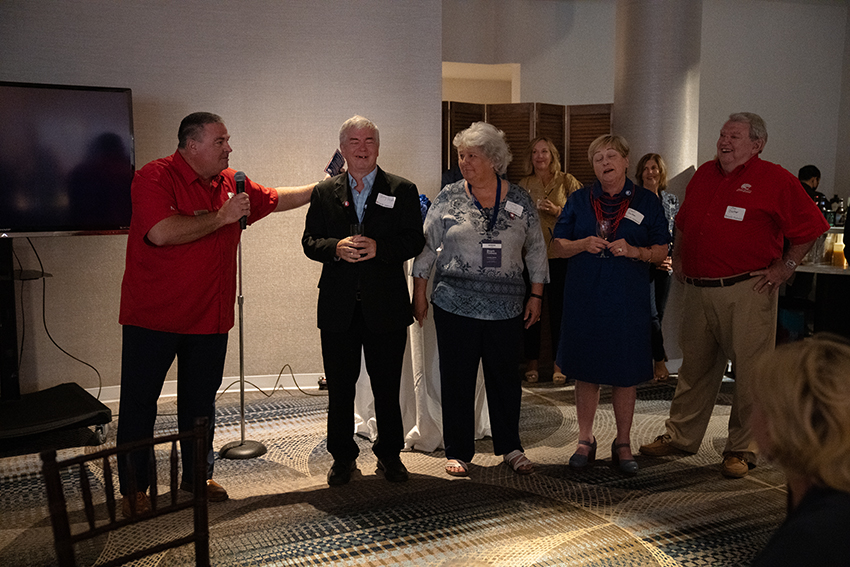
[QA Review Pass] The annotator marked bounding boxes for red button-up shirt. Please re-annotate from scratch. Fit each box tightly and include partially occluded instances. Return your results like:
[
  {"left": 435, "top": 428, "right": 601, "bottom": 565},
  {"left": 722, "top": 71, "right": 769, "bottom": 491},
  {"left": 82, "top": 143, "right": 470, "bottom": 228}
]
[
  {"left": 119, "top": 151, "right": 278, "bottom": 334},
  {"left": 676, "top": 156, "right": 828, "bottom": 279}
]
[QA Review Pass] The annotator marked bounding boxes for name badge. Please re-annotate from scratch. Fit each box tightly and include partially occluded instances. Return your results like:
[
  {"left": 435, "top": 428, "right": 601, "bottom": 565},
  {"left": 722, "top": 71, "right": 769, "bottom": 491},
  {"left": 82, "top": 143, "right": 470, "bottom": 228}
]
[
  {"left": 624, "top": 208, "right": 644, "bottom": 224},
  {"left": 481, "top": 240, "right": 502, "bottom": 268},
  {"left": 505, "top": 201, "right": 524, "bottom": 217},
  {"left": 724, "top": 206, "right": 746, "bottom": 221},
  {"left": 376, "top": 193, "right": 396, "bottom": 208}
]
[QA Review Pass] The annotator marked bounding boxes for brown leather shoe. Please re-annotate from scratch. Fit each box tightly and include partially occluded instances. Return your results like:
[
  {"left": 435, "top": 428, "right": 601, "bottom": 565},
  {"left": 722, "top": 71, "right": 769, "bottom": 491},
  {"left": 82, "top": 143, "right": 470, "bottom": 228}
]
[
  {"left": 721, "top": 452, "right": 750, "bottom": 478},
  {"left": 205, "top": 479, "right": 229, "bottom": 502},
  {"left": 121, "top": 491, "right": 150, "bottom": 518},
  {"left": 180, "top": 479, "right": 229, "bottom": 502},
  {"left": 639, "top": 434, "right": 689, "bottom": 457}
]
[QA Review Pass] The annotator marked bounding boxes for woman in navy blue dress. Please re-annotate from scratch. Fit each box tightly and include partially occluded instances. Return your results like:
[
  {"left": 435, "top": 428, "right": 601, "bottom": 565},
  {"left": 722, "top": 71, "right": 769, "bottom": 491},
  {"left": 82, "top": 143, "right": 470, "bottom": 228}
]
[{"left": 552, "top": 135, "right": 669, "bottom": 475}]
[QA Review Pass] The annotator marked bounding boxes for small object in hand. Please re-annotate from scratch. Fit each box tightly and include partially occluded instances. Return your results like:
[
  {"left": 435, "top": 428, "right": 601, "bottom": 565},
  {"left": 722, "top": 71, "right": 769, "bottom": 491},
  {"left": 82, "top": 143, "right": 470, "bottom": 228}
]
[{"left": 325, "top": 149, "right": 345, "bottom": 176}]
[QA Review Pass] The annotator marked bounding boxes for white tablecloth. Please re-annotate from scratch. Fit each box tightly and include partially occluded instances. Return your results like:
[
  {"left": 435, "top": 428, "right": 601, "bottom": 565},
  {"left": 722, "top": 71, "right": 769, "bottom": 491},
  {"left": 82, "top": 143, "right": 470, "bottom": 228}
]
[{"left": 353, "top": 278, "right": 491, "bottom": 452}]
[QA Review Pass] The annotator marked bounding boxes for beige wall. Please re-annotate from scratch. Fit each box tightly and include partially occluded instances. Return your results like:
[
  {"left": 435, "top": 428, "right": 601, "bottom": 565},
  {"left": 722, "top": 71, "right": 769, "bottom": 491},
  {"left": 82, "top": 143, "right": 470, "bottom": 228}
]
[
  {"left": 442, "top": 78, "right": 512, "bottom": 104},
  {"left": 0, "top": 0, "right": 442, "bottom": 396}
]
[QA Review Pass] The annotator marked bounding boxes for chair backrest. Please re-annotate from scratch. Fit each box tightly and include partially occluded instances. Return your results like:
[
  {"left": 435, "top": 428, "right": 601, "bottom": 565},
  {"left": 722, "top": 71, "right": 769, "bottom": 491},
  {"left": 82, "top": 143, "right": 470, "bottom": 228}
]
[{"left": 40, "top": 418, "right": 210, "bottom": 567}]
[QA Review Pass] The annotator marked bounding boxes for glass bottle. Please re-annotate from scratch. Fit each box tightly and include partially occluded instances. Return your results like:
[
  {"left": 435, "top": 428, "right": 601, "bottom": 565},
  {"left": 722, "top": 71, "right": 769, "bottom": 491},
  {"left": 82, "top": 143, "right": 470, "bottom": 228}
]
[{"left": 819, "top": 195, "right": 834, "bottom": 225}]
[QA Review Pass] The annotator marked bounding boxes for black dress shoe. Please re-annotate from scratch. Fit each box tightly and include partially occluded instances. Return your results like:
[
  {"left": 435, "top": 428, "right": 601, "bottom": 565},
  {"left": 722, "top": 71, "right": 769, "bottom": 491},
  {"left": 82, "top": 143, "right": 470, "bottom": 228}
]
[
  {"left": 327, "top": 459, "right": 355, "bottom": 486},
  {"left": 377, "top": 457, "right": 409, "bottom": 482}
]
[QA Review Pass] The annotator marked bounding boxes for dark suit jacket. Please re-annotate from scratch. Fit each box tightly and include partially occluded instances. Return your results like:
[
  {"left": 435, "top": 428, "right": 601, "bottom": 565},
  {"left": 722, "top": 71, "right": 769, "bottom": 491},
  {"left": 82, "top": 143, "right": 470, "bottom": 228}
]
[{"left": 302, "top": 166, "right": 425, "bottom": 334}]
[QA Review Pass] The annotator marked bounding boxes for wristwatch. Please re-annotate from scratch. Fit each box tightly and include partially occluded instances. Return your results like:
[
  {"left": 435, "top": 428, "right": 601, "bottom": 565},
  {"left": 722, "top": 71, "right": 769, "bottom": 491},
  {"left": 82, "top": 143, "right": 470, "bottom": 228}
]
[{"left": 784, "top": 258, "right": 797, "bottom": 270}]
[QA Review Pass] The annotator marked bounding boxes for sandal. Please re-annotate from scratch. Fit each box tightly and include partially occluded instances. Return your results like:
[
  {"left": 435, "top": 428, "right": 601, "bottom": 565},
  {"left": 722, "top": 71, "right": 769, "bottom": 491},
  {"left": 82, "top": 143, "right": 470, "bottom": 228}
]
[
  {"left": 552, "top": 372, "right": 567, "bottom": 385},
  {"left": 654, "top": 360, "right": 670, "bottom": 381},
  {"left": 524, "top": 370, "right": 539, "bottom": 383},
  {"left": 503, "top": 449, "right": 534, "bottom": 475},
  {"left": 445, "top": 459, "right": 469, "bottom": 477}
]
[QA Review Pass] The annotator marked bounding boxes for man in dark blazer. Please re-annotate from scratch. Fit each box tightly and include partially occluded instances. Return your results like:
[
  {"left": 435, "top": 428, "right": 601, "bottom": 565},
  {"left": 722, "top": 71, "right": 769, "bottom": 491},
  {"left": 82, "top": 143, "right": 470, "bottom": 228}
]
[{"left": 302, "top": 115, "right": 425, "bottom": 486}]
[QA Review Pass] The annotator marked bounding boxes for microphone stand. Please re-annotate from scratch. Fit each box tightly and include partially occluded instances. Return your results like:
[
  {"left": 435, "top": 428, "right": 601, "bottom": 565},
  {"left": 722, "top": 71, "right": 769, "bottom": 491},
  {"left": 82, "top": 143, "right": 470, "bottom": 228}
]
[{"left": 220, "top": 214, "right": 267, "bottom": 460}]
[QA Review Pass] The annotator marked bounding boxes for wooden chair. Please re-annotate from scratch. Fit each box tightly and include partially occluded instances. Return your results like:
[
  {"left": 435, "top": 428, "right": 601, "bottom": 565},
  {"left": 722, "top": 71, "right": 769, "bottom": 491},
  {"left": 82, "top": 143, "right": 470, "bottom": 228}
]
[{"left": 40, "top": 418, "right": 210, "bottom": 566}]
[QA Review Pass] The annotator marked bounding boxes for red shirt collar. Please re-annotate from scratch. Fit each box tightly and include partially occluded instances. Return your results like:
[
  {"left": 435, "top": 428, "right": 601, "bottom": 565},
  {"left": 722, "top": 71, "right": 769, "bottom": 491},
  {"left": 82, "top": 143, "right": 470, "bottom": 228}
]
[
  {"left": 714, "top": 154, "right": 761, "bottom": 177},
  {"left": 172, "top": 150, "right": 224, "bottom": 189}
]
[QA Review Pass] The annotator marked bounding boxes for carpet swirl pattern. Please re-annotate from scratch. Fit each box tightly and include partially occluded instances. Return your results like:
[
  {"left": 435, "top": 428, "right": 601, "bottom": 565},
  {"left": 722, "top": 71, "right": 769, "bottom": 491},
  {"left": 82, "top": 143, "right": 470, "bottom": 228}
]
[{"left": 0, "top": 381, "right": 786, "bottom": 566}]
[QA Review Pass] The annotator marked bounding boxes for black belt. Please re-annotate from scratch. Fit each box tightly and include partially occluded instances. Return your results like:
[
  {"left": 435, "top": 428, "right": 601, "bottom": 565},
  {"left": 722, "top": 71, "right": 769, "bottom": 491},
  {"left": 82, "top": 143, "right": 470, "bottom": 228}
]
[{"left": 684, "top": 273, "right": 753, "bottom": 288}]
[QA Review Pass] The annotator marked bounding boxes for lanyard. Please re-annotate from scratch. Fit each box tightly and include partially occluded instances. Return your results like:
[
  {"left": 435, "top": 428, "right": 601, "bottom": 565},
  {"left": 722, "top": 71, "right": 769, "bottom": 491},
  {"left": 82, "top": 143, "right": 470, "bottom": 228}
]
[{"left": 470, "top": 178, "right": 502, "bottom": 233}]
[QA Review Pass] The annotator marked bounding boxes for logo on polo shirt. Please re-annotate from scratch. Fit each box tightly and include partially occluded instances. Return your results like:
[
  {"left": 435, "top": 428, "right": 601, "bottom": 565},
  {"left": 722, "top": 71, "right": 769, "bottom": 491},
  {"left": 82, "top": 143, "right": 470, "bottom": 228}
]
[{"left": 737, "top": 184, "right": 752, "bottom": 193}]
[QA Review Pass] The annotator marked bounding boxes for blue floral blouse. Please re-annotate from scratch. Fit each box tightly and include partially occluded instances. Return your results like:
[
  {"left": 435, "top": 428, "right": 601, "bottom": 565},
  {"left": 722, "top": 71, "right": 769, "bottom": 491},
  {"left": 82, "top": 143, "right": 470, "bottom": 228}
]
[{"left": 412, "top": 180, "right": 549, "bottom": 320}]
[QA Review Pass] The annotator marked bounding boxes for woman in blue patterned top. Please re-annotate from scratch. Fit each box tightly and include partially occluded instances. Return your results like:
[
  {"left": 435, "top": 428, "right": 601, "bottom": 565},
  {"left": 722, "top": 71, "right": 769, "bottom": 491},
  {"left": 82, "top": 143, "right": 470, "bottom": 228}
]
[
  {"left": 635, "top": 153, "right": 680, "bottom": 381},
  {"left": 552, "top": 135, "right": 669, "bottom": 476},
  {"left": 412, "top": 122, "right": 549, "bottom": 478}
]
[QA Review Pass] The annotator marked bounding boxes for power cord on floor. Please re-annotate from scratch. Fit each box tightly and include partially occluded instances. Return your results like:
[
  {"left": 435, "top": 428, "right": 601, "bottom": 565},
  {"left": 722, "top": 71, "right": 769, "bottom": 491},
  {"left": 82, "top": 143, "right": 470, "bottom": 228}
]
[{"left": 216, "top": 363, "right": 328, "bottom": 402}]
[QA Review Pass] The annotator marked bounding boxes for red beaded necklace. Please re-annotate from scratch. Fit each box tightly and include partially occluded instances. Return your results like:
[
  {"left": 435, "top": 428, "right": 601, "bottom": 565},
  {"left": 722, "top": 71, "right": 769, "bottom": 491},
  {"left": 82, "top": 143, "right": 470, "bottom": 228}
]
[{"left": 591, "top": 189, "right": 632, "bottom": 238}]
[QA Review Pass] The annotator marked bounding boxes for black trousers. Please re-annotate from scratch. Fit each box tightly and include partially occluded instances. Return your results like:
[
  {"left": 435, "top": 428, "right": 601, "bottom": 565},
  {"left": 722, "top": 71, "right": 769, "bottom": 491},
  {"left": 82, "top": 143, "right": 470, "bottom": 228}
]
[
  {"left": 434, "top": 305, "right": 524, "bottom": 463},
  {"left": 650, "top": 266, "right": 672, "bottom": 362},
  {"left": 117, "top": 325, "right": 227, "bottom": 495},
  {"left": 320, "top": 302, "right": 407, "bottom": 462}
]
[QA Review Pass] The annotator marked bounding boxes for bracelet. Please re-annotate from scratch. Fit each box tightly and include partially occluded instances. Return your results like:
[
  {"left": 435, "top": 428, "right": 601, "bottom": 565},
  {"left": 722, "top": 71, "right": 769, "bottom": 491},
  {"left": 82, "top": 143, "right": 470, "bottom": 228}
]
[
  {"left": 529, "top": 293, "right": 543, "bottom": 300},
  {"left": 784, "top": 258, "right": 798, "bottom": 270}
]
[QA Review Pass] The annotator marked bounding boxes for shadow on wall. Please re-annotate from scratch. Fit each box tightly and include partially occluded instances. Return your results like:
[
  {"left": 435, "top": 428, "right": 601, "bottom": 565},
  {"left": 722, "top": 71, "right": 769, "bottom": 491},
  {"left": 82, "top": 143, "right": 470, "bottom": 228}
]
[
  {"left": 668, "top": 165, "right": 696, "bottom": 201},
  {"left": 660, "top": 164, "right": 695, "bottom": 364}
]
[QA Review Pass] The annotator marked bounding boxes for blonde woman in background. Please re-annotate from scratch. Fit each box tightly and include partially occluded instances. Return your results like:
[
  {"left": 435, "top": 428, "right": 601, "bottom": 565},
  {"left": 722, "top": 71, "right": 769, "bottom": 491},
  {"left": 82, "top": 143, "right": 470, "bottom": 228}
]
[
  {"left": 750, "top": 334, "right": 850, "bottom": 566},
  {"left": 518, "top": 137, "right": 581, "bottom": 384}
]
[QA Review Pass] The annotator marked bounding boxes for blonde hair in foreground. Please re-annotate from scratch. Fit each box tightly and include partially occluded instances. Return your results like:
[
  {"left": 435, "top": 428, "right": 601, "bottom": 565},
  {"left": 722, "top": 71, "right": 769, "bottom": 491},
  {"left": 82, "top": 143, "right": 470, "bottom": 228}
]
[{"left": 752, "top": 334, "right": 850, "bottom": 492}]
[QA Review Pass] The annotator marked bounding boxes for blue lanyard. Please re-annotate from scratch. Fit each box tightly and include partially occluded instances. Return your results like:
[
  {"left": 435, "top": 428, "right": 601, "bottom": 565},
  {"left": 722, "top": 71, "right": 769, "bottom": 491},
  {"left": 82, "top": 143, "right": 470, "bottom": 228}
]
[{"left": 470, "top": 178, "right": 502, "bottom": 233}]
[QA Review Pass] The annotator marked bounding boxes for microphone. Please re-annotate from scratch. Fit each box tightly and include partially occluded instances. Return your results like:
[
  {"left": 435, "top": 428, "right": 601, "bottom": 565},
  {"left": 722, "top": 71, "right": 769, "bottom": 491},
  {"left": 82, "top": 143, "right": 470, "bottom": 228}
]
[{"left": 234, "top": 171, "right": 247, "bottom": 230}]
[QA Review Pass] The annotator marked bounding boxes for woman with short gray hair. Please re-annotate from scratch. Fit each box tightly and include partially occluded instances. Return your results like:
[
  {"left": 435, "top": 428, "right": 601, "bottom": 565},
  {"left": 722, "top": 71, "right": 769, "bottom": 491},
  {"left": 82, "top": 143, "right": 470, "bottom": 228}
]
[{"left": 412, "top": 121, "right": 548, "bottom": 478}]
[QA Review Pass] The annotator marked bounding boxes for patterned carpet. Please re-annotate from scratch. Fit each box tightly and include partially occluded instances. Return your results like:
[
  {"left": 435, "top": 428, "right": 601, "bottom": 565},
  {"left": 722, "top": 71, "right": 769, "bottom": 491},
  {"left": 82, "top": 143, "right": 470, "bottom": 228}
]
[{"left": 0, "top": 380, "right": 787, "bottom": 566}]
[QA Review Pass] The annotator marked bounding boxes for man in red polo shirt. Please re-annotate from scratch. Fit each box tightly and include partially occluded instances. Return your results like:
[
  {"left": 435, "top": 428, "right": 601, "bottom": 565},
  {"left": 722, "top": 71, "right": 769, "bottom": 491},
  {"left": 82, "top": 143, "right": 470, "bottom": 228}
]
[
  {"left": 640, "top": 112, "right": 828, "bottom": 478},
  {"left": 117, "top": 112, "right": 317, "bottom": 517}
]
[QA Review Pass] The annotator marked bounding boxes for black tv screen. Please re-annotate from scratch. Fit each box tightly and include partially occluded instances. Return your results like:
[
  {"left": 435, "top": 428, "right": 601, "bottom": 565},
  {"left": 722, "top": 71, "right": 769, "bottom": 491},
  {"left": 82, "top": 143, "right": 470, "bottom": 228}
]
[{"left": 0, "top": 81, "right": 134, "bottom": 235}]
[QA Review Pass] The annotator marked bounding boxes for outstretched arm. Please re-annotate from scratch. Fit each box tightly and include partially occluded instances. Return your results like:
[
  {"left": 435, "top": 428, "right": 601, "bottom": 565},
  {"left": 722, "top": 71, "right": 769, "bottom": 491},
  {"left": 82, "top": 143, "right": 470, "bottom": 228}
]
[{"left": 274, "top": 183, "right": 317, "bottom": 212}]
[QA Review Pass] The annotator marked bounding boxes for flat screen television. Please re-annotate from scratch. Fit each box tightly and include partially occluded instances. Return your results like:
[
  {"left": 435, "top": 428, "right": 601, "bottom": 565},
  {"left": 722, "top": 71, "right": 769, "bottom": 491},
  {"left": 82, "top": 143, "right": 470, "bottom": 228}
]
[{"left": 0, "top": 81, "right": 134, "bottom": 236}]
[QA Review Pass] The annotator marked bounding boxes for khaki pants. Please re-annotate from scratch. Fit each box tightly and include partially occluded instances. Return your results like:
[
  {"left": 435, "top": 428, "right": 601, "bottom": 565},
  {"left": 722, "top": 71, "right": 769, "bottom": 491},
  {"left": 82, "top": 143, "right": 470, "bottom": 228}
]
[{"left": 665, "top": 279, "right": 777, "bottom": 461}]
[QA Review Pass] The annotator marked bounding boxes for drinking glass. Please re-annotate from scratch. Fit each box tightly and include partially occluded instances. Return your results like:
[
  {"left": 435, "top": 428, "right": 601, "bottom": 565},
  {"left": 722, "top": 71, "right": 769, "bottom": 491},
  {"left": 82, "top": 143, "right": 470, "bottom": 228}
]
[
  {"left": 596, "top": 219, "right": 611, "bottom": 258},
  {"left": 349, "top": 223, "right": 364, "bottom": 260}
]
